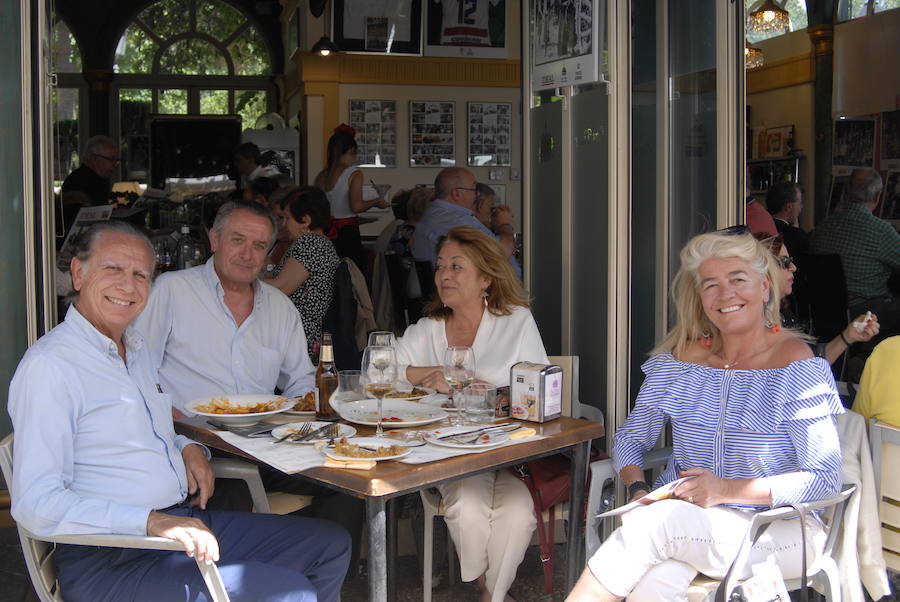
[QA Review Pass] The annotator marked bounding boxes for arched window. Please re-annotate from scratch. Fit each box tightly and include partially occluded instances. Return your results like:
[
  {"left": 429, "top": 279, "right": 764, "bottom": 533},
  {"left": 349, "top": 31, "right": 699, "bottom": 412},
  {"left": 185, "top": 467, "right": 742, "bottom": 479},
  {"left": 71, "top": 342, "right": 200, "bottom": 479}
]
[
  {"left": 52, "top": 18, "right": 83, "bottom": 184},
  {"left": 113, "top": 0, "right": 275, "bottom": 181}
]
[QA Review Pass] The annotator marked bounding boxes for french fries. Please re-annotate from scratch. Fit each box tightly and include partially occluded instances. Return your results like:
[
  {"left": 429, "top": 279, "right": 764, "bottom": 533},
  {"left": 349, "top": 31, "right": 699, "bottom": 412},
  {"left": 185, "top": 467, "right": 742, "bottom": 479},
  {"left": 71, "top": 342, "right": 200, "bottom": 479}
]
[
  {"left": 194, "top": 396, "right": 287, "bottom": 415},
  {"left": 293, "top": 391, "right": 316, "bottom": 412},
  {"left": 334, "top": 437, "right": 406, "bottom": 458},
  {"left": 384, "top": 387, "right": 429, "bottom": 399}
]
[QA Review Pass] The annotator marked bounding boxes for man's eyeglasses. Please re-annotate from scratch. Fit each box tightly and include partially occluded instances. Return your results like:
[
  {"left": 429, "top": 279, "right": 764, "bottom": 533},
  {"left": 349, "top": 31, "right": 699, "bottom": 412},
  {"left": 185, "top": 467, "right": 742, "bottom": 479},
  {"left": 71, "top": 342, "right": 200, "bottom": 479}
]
[
  {"left": 455, "top": 186, "right": 478, "bottom": 193},
  {"left": 777, "top": 256, "right": 795, "bottom": 269},
  {"left": 94, "top": 153, "right": 121, "bottom": 164},
  {"left": 714, "top": 225, "right": 751, "bottom": 236}
]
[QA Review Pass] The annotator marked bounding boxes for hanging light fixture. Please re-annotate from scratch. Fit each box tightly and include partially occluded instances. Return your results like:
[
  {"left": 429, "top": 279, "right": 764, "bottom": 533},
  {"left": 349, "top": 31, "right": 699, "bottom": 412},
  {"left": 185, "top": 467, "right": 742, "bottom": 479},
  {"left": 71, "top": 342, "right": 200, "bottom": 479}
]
[
  {"left": 745, "top": 41, "right": 765, "bottom": 69},
  {"left": 311, "top": 36, "right": 339, "bottom": 56},
  {"left": 747, "top": 0, "right": 791, "bottom": 36}
]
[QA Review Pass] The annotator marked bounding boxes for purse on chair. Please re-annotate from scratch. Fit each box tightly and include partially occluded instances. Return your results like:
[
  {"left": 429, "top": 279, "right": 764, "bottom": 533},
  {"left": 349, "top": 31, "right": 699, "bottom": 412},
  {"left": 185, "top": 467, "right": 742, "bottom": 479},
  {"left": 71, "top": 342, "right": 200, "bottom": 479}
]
[{"left": 510, "top": 448, "right": 606, "bottom": 594}]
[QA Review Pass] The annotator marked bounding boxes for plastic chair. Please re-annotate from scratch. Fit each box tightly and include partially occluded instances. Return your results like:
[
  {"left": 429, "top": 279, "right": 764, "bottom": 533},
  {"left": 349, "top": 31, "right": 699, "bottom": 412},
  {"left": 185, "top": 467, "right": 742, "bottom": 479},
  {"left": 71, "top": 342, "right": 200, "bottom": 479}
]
[
  {"left": 418, "top": 355, "right": 609, "bottom": 600},
  {"left": 0, "top": 433, "right": 230, "bottom": 602},
  {"left": 869, "top": 419, "right": 900, "bottom": 572}
]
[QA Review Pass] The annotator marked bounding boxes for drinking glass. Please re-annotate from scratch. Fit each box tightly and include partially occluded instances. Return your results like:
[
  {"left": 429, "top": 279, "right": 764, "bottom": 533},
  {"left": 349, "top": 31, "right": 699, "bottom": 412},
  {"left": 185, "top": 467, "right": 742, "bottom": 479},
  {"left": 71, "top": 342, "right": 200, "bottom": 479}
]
[
  {"left": 443, "top": 346, "right": 475, "bottom": 427},
  {"left": 367, "top": 331, "right": 397, "bottom": 347},
  {"left": 361, "top": 345, "right": 397, "bottom": 436},
  {"left": 329, "top": 370, "right": 365, "bottom": 414},
  {"left": 464, "top": 383, "right": 497, "bottom": 424}
]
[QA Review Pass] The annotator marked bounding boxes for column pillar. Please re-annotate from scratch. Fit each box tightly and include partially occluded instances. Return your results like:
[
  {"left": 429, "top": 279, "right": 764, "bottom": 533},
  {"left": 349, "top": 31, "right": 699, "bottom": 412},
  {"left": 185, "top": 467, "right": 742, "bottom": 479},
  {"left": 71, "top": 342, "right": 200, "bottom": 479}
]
[{"left": 83, "top": 69, "right": 114, "bottom": 137}]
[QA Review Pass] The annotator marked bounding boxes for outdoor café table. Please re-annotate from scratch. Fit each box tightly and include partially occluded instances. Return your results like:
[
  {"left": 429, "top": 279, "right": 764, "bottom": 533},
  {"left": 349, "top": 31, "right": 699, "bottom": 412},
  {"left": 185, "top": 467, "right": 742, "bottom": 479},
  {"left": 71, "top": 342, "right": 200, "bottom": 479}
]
[{"left": 175, "top": 416, "right": 604, "bottom": 602}]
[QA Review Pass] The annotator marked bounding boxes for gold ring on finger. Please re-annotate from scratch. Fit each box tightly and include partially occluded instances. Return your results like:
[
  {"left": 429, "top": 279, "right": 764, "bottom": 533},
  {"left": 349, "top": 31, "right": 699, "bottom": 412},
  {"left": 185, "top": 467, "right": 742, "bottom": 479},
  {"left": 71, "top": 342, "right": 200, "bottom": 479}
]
[{"left": 688, "top": 496, "right": 694, "bottom": 504}]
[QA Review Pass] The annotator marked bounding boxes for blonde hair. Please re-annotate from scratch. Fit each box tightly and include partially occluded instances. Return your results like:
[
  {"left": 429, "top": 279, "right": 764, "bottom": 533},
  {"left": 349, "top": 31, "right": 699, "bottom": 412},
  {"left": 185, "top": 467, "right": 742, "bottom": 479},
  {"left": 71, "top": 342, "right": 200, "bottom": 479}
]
[
  {"left": 425, "top": 226, "right": 529, "bottom": 320},
  {"left": 654, "top": 231, "right": 783, "bottom": 357}
]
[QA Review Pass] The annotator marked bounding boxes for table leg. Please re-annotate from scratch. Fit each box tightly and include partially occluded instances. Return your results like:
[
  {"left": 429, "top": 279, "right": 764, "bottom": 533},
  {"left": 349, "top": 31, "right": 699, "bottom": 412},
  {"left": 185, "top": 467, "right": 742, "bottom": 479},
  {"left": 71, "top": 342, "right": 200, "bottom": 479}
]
[
  {"left": 387, "top": 497, "right": 399, "bottom": 601},
  {"left": 367, "top": 496, "right": 388, "bottom": 602},
  {"left": 566, "top": 441, "right": 590, "bottom": 589}
]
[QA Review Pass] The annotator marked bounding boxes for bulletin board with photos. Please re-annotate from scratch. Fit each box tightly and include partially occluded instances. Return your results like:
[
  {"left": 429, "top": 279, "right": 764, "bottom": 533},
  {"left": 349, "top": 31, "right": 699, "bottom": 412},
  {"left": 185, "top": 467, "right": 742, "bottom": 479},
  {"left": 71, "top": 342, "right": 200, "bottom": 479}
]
[
  {"left": 467, "top": 102, "right": 511, "bottom": 166},
  {"left": 349, "top": 100, "right": 397, "bottom": 167},
  {"left": 409, "top": 101, "right": 456, "bottom": 167}
]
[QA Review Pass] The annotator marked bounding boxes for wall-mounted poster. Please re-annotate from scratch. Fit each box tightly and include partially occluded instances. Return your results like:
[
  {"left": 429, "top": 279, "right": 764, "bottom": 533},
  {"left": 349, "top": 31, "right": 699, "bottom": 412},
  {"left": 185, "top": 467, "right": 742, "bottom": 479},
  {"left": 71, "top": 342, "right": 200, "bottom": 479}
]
[
  {"left": 410, "top": 101, "right": 456, "bottom": 167},
  {"left": 531, "top": 0, "right": 601, "bottom": 90},
  {"left": 879, "top": 171, "right": 900, "bottom": 222},
  {"left": 467, "top": 102, "right": 511, "bottom": 166},
  {"left": 349, "top": 100, "right": 397, "bottom": 167},
  {"left": 424, "top": 0, "right": 508, "bottom": 58},
  {"left": 334, "top": 0, "right": 422, "bottom": 54},
  {"left": 764, "top": 125, "right": 793, "bottom": 158},
  {"left": 833, "top": 118, "right": 876, "bottom": 170},
  {"left": 881, "top": 110, "right": 900, "bottom": 170}
]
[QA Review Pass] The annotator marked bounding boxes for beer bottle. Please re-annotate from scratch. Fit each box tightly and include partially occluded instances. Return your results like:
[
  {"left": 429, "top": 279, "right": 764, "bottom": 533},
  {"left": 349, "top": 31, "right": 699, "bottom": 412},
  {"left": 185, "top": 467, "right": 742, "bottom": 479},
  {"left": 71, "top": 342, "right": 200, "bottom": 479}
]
[{"left": 315, "top": 333, "right": 339, "bottom": 420}]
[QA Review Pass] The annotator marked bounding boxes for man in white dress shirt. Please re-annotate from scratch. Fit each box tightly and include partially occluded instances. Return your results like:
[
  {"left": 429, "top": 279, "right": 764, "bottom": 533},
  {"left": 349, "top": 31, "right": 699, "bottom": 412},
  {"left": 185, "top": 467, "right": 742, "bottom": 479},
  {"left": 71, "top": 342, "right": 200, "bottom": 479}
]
[
  {"left": 8, "top": 221, "right": 350, "bottom": 602},
  {"left": 135, "top": 201, "right": 316, "bottom": 413}
]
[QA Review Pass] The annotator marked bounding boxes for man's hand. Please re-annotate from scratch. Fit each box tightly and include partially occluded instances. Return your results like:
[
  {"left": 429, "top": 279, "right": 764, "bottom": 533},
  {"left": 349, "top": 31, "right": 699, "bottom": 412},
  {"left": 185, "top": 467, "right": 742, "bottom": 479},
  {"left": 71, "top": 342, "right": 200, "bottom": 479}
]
[
  {"left": 182, "top": 444, "right": 214, "bottom": 509},
  {"left": 147, "top": 511, "right": 219, "bottom": 564},
  {"left": 674, "top": 468, "right": 730, "bottom": 508}
]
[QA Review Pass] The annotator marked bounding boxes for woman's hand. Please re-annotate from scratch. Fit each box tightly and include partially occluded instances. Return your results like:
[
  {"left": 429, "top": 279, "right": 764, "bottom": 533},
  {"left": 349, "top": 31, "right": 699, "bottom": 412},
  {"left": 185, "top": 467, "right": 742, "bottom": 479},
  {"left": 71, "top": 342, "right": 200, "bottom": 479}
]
[
  {"left": 846, "top": 312, "right": 879, "bottom": 344},
  {"left": 673, "top": 468, "right": 731, "bottom": 508},
  {"left": 375, "top": 197, "right": 390, "bottom": 209},
  {"left": 418, "top": 368, "right": 451, "bottom": 394}
]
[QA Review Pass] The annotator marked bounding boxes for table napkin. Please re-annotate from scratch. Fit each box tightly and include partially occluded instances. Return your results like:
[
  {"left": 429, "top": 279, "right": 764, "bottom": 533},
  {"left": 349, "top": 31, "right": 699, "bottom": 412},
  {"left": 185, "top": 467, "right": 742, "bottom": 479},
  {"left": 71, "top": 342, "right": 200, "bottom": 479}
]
[{"left": 323, "top": 457, "right": 377, "bottom": 470}]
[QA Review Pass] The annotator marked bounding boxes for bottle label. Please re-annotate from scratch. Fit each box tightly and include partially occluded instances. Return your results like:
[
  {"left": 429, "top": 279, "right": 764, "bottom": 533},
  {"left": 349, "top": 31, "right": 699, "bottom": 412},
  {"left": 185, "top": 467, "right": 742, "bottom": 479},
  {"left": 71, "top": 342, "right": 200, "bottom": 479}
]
[{"left": 320, "top": 344, "right": 334, "bottom": 363}]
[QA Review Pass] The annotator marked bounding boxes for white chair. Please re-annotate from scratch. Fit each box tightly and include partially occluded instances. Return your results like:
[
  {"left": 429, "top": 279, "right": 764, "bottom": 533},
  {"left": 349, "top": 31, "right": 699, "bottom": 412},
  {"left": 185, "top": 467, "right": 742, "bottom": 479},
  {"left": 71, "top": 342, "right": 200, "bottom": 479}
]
[
  {"left": 418, "top": 355, "right": 610, "bottom": 600},
  {"left": 869, "top": 419, "right": 900, "bottom": 573},
  {"left": 0, "top": 433, "right": 231, "bottom": 602}
]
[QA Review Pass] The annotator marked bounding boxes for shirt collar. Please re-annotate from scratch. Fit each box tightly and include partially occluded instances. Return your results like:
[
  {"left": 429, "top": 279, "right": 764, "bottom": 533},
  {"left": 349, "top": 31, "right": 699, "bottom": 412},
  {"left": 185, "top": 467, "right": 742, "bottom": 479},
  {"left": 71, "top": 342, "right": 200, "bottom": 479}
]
[
  {"left": 201, "top": 254, "right": 262, "bottom": 309},
  {"left": 845, "top": 202, "right": 873, "bottom": 215},
  {"left": 432, "top": 198, "right": 474, "bottom": 217},
  {"left": 64, "top": 304, "right": 144, "bottom": 357}
]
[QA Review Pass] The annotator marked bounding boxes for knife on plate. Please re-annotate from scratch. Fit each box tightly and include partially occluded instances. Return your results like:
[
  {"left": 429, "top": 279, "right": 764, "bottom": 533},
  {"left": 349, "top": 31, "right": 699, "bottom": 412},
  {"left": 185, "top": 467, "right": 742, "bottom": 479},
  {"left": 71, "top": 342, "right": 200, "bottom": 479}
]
[
  {"left": 291, "top": 423, "right": 335, "bottom": 442},
  {"left": 434, "top": 423, "right": 520, "bottom": 441}
]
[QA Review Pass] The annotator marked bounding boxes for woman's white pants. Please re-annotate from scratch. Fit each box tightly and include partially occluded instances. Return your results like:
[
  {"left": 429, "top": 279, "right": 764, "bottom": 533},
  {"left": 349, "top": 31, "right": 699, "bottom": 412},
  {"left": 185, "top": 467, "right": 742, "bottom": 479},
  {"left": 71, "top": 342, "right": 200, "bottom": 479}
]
[
  {"left": 587, "top": 499, "right": 826, "bottom": 602},
  {"left": 437, "top": 470, "right": 537, "bottom": 602}
]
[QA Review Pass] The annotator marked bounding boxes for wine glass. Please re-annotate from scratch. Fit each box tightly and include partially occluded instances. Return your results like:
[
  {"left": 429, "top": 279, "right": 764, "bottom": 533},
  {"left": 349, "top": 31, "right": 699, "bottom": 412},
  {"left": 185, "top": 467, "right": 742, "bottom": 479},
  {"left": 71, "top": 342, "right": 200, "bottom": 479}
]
[
  {"left": 361, "top": 345, "right": 397, "bottom": 437},
  {"left": 443, "top": 346, "right": 475, "bottom": 427},
  {"left": 367, "top": 331, "right": 397, "bottom": 347}
]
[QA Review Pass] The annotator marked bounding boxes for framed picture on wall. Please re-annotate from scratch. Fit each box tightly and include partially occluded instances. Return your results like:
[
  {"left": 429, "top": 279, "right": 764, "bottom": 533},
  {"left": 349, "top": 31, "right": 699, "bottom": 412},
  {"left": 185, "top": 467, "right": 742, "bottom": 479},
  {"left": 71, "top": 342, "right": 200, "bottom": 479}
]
[
  {"left": 424, "top": 0, "right": 508, "bottom": 58},
  {"left": 879, "top": 171, "right": 900, "bottom": 222},
  {"left": 467, "top": 102, "right": 511, "bottom": 166},
  {"left": 409, "top": 101, "right": 456, "bottom": 167},
  {"left": 349, "top": 100, "right": 397, "bottom": 167},
  {"left": 764, "top": 125, "right": 793, "bottom": 158},
  {"left": 531, "top": 0, "right": 602, "bottom": 90},
  {"left": 881, "top": 110, "right": 900, "bottom": 170},
  {"left": 833, "top": 118, "right": 876, "bottom": 168},
  {"left": 333, "top": 0, "right": 423, "bottom": 54}
]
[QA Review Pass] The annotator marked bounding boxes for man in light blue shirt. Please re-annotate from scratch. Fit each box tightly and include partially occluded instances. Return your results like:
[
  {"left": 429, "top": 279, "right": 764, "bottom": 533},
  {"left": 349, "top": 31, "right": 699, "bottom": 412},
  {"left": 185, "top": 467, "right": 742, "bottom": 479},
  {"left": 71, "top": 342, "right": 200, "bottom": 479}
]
[
  {"left": 412, "top": 167, "right": 521, "bottom": 277},
  {"left": 9, "top": 221, "right": 350, "bottom": 601},
  {"left": 135, "top": 201, "right": 316, "bottom": 413}
]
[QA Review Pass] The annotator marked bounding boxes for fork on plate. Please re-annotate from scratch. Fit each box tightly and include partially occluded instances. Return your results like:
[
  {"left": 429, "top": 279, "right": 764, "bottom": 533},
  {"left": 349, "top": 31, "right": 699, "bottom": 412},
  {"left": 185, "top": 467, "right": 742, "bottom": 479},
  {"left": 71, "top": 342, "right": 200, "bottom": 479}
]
[{"left": 273, "top": 422, "right": 313, "bottom": 444}]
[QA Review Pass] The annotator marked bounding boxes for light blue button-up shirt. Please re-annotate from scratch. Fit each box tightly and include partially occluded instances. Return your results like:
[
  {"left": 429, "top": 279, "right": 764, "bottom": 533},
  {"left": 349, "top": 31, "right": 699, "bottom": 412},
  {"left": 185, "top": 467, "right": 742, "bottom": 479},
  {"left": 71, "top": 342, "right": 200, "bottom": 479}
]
[
  {"left": 411, "top": 199, "right": 522, "bottom": 277},
  {"left": 8, "top": 306, "right": 196, "bottom": 536},
  {"left": 134, "top": 257, "right": 315, "bottom": 411}
]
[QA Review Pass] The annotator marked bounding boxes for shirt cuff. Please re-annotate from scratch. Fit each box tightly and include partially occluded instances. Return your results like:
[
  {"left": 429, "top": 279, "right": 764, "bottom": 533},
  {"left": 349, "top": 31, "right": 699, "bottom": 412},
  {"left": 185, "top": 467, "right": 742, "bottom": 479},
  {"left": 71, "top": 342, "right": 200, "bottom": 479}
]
[
  {"left": 175, "top": 436, "right": 211, "bottom": 460},
  {"left": 117, "top": 505, "right": 156, "bottom": 536}
]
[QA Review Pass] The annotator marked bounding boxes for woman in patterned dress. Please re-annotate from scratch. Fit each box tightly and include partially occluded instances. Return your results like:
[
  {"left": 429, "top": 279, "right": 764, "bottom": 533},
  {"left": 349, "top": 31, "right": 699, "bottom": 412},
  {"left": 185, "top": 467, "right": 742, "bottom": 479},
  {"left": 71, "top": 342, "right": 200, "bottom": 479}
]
[
  {"left": 263, "top": 186, "right": 339, "bottom": 360},
  {"left": 568, "top": 229, "right": 845, "bottom": 601}
]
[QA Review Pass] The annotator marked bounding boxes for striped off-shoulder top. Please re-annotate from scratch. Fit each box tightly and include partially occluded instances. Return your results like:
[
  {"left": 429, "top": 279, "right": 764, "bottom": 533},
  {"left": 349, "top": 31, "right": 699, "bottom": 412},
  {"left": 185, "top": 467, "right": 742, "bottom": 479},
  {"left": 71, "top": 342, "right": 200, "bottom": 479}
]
[{"left": 613, "top": 353, "right": 845, "bottom": 509}]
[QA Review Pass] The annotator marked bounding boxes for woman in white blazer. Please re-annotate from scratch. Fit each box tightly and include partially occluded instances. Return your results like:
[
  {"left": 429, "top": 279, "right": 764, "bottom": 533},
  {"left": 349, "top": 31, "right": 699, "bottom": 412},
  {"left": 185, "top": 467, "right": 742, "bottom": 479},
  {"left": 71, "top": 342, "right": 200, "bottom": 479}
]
[{"left": 395, "top": 226, "right": 548, "bottom": 602}]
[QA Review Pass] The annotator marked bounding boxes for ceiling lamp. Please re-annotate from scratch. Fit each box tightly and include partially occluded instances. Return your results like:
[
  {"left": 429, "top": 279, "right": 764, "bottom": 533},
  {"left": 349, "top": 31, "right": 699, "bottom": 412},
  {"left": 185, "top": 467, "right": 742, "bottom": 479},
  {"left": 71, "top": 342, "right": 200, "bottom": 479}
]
[
  {"left": 311, "top": 36, "right": 339, "bottom": 56},
  {"left": 745, "top": 41, "right": 765, "bottom": 69},
  {"left": 747, "top": 0, "right": 791, "bottom": 36}
]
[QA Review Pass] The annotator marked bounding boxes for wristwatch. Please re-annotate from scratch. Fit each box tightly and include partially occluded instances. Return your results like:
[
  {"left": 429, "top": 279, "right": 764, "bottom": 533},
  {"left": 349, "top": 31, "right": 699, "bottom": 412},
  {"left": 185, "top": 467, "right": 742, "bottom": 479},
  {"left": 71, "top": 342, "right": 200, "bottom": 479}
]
[{"left": 627, "top": 480, "right": 650, "bottom": 499}]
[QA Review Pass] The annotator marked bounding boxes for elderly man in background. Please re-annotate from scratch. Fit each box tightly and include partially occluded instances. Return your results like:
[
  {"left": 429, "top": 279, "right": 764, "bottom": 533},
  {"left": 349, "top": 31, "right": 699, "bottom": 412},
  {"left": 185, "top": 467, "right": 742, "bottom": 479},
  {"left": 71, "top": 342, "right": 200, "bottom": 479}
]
[
  {"left": 810, "top": 167, "right": 900, "bottom": 340},
  {"left": 135, "top": 201, "right": 315, "bottom": 413},
  {"left": 59, "top": 135, "right": 120, "bottom": 239},
  {"left": 9, "top": 221, "right": 350, "bottom": 602},
  {"left": 412, "top": 167, "right": 520, "bottom": 276},
  {"left": 766, "top": 180, "right": 810, "bottom": 255}
]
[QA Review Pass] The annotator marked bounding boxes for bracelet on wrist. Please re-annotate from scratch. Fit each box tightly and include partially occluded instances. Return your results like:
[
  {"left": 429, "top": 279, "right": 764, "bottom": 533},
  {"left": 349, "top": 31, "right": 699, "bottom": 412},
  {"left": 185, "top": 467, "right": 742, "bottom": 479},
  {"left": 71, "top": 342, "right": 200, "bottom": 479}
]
[{"left": 839, "top": 330, "right": 851, "bottom": 346}]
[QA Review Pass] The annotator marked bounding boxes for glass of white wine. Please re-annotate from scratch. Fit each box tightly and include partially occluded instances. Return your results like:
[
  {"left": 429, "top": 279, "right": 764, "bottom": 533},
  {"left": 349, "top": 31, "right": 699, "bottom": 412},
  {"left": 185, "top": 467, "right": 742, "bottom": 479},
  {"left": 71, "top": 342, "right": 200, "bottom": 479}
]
[
  {"left": 443, "top": 346, "right": 475, "bottom": 427},
  {"left": 361, "top": 345, "right": 397, "bottom": 437},
  {"left": 367, "top": 331, "right": 397, "bottom": 347}
]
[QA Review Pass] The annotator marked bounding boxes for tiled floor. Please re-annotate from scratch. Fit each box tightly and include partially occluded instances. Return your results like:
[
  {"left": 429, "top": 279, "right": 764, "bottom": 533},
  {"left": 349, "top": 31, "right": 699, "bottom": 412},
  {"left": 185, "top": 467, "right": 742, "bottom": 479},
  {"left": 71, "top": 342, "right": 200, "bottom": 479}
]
[{"left": 0, "top": 525, "right": 569, "bottom": 602}]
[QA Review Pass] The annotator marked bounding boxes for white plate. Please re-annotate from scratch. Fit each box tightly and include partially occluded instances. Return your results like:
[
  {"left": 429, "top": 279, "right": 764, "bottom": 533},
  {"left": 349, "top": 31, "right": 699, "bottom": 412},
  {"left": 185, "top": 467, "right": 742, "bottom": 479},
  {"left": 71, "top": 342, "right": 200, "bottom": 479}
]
[
  {"left": 283, "top": 409, "right": 316, "bottom": 416},
  {"left": 271, "top": 422, "right": 357, "bottom": 443},
  {"left": 336, "top": 399, "right": 447, "bottom": 427},
  {"left": 425, "top": 426, "right": 511, "bottom": 449},
  {"left": 323, "top": 437, "right": 411, "bottom": 462},
  {"left": 382, "top": 386, "right": 436, "bottom": 402},
  {"left": 185, "top": 394, "right": 294, "bottom": 426},
  {"left": 418, "top": 393, "right": 460, "bottom": 412}
]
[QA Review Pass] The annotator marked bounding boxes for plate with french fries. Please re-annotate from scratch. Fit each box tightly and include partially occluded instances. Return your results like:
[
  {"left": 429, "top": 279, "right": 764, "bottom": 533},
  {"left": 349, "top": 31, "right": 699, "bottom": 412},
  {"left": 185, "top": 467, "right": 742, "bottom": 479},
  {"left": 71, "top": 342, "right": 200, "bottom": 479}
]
[{"left": 185, "top": 394, "right": 294, "bottom": 425}]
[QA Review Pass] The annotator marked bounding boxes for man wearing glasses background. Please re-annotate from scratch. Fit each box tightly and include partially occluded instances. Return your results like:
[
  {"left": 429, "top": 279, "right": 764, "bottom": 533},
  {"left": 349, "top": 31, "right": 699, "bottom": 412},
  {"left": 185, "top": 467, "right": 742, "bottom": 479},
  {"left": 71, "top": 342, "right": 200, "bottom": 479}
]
[
  {"left": 412, "top": 167, "right": 521, "bottom": 277},
  {"left": 60, "top": 135, "right": 122, "bottom": 242}
]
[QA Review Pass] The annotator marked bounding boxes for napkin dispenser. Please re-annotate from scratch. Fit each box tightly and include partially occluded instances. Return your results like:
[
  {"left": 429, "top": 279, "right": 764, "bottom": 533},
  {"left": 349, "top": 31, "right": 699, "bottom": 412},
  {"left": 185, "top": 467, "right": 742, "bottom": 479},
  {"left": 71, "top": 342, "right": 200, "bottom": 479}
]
[{"left": 509, "top": 362, "right": 562, "bottom": 423}]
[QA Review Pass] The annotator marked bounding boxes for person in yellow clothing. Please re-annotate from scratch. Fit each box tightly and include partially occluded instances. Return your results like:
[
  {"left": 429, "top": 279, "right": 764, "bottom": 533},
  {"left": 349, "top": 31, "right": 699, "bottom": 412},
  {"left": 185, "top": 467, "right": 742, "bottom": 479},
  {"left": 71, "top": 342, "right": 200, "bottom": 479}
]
[{"left": 852, "top": 335, "right": 900, "bottom": 427}]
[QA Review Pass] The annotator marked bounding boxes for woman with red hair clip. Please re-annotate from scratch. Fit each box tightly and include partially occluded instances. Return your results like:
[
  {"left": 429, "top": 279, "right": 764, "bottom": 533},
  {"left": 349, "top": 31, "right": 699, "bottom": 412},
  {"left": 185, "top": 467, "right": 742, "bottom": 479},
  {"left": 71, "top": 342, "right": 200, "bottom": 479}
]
[{"left": 314, "top": 124, "right": 389, "bottom": 270}]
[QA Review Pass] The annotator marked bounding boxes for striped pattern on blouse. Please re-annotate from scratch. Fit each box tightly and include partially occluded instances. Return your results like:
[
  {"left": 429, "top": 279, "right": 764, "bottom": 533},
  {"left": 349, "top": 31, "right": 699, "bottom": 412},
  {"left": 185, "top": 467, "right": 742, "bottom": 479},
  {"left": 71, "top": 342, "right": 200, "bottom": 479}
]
[{"left": 613, "top": 353, "right": 844, "bottom": 510}]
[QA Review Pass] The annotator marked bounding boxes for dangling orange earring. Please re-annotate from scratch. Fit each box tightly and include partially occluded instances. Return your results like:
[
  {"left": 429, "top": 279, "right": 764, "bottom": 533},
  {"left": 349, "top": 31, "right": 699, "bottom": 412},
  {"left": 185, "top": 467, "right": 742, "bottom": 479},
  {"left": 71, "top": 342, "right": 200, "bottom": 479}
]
[
  {"left": 765, "top": 320, "right": 781, "bottom": 333},
  {"left": 700, "top": 332, "right": 712, "bottom": 347}
]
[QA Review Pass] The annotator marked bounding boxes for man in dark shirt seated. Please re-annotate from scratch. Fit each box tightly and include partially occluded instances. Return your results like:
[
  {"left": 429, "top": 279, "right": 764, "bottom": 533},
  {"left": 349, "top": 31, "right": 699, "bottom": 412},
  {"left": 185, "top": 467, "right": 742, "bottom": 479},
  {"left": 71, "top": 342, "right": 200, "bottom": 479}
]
[
  {"left": 766, "top": 180, "right": 810, "bottom": 255},
  {"left": 59, "top": 136, "right": 120, "bottom": 241}
]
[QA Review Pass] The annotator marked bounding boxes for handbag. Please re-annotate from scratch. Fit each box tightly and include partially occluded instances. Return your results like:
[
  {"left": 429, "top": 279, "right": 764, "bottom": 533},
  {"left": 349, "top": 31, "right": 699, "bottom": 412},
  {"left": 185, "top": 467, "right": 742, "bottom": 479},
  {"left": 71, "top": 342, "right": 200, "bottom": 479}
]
[{"left": 510, "top": 447, "right": 606, "bottom": 593}]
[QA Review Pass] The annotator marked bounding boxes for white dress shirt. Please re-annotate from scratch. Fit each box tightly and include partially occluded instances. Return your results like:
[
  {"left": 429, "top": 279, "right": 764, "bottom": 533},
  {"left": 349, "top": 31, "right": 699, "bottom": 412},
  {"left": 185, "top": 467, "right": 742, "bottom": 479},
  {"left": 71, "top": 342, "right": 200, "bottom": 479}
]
[
  {"left": 134, "top": 258, "right": 315, "bottom": 411},
  {"left": 8, "top": 306, "right": 196, "bottom": 536},
  {"left": 395, "top": 305, "right": 549, "bottom": 387}
]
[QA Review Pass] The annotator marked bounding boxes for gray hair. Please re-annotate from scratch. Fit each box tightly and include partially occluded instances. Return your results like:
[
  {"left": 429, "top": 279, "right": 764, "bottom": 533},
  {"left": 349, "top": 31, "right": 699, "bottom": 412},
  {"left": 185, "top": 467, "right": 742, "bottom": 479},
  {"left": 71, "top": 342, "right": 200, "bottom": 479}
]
[
  {"left": 212, "top": 201, "right": 278, "bottom": 247},
  {"left": 67, "top": 221, "right": 156, "bottom": 303},
  {"left": 83, "top": 135, "right": 117, "bottom": 161},
  {"left": 847, "top": 168, "right": 883, "bottom": 204}
]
